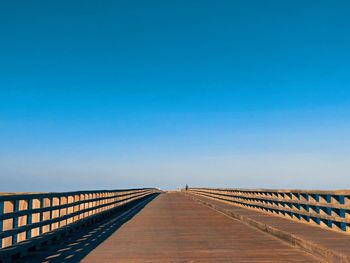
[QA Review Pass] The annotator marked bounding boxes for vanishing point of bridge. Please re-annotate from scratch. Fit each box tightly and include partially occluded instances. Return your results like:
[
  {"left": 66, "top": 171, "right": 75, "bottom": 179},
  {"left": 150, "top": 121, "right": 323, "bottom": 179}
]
[{"left": 1, "top": 188, "right": 350, "bottom": 262}]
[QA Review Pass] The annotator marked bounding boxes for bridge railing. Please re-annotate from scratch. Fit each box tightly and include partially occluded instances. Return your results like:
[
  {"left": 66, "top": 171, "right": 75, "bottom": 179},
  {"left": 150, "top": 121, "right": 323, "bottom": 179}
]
[
  {"left": 0, "top": 188, "right": 159, "bottom": 249},
  {"left": 188, "top": 188, "right": 350, "bottom": 233}
]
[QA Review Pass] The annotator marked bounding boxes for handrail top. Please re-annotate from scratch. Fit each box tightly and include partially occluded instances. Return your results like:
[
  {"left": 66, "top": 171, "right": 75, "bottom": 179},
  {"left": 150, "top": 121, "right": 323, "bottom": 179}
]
[
  {"left": 189, "top": 188, "right": 350, "bottom": 195},
  {"left": 0, "top": 188, "right": 159, "bottom": 201}
]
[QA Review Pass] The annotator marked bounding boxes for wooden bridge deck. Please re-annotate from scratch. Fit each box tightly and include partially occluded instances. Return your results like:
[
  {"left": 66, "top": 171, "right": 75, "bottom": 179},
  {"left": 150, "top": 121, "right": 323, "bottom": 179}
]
[{"left": 81, "top": 193, "right": 318, "bottom": 262}]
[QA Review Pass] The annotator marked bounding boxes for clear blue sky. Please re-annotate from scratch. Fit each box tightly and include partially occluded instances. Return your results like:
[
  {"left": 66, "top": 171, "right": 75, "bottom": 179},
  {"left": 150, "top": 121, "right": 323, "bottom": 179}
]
[{"left": 1, "top": 0, "right": 350, "bottom": 191}]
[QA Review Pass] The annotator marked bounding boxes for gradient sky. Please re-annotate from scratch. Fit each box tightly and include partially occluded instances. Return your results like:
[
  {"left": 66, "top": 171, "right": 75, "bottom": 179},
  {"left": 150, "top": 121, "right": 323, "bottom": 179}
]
[{"left": 1, "top": 0, "right": 350, "bottom": 192}]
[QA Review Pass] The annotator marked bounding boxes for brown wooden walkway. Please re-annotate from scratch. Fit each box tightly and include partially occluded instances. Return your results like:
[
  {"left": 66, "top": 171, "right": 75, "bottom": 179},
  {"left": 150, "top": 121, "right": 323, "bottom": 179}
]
[{"left": 81, "top": 193, "right": 318, "bottom": 262}]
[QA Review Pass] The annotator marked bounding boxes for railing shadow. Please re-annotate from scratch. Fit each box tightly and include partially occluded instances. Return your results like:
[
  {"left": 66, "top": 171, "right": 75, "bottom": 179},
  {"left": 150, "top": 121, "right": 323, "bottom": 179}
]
[{"left": 16, "top": 193, "right": 160, "bottom": 263}]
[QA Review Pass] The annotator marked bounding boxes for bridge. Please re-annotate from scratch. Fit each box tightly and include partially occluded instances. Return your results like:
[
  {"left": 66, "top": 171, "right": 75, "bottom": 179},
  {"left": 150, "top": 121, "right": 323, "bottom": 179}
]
[{"left": 1, "top": 188, "right": 350, "bottom": 262}]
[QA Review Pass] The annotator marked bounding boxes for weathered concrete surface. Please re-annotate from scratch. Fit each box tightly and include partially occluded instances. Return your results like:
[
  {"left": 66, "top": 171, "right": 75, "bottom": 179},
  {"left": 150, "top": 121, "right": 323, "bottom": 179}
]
[{"left": 82, "top": 193, "right": 319, "bottom": 262}]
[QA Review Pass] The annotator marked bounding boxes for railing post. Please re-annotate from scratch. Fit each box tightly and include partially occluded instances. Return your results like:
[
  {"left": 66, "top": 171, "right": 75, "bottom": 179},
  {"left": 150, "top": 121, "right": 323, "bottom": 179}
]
[
  {"left": 51, "top": 197, "right": 60, "bottom": 230},
  {"left": 59, "top": 196, "right": 67, "bottom": 227},
  {"left": 73, "top": 194, "right": 80, "bottom": 222},
  {"left": 16, "top": 199, "right": 28, "bottom": 243},
  {"left": 67, "top": 195, "right": 74, "bottom": 224},
  {"left": 79, "top": 194, "right": 85, "bottom": 219},
  {"left": 1, "top": 201, "right": 14, "bottom": 248},
  {"left": 30, "top": 198, "right": 41, "bottom": 238},
  {"left": 42, "top": 197, "right": 51, "bottom": 234}
]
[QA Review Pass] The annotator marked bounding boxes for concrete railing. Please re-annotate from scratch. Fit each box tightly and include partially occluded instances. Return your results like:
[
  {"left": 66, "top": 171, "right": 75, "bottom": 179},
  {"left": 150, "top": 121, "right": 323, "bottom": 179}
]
[
  {"left": 188, "top": 188, "right": 350, "bottom": 233},
  {"left": 0, "top": 188, "right": 159, "bottom": 251}
]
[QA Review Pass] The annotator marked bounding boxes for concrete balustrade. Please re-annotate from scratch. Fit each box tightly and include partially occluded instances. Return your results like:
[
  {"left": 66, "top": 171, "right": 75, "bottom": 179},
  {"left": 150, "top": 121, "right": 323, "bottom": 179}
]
[
  {"left": 0, "top": 188, "right": 159, "bottom": 250},
  {"left": 188, "top": 188, "right": 350, "bottom": 233}
]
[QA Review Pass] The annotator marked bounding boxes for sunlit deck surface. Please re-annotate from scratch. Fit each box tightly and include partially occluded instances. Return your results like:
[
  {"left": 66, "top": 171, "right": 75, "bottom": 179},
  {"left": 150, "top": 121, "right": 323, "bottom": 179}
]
[{"left": 83, "top": 193, "right": 320, "bottom": 262}]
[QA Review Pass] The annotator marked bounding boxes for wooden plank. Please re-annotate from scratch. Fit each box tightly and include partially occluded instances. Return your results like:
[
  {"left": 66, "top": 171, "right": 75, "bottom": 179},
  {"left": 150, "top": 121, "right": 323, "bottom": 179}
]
[{"left": 82, "top": 193, "right": 318, "bottom": 262}]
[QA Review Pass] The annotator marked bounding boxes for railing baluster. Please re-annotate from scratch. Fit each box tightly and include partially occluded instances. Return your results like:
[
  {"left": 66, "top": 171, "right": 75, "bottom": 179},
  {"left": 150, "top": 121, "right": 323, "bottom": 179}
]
[
  {"left": 188, "top": 188, "right": 349, "bottom": 234},
  {"left": 0, "top": 188, "right": 158, "bottom": 253}
]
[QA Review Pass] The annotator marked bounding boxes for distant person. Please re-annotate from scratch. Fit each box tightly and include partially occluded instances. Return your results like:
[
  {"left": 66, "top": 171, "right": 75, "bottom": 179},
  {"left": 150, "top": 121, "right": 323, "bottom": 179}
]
[{"left": 185, "top": 184, "right": 189, "bottom": 191}]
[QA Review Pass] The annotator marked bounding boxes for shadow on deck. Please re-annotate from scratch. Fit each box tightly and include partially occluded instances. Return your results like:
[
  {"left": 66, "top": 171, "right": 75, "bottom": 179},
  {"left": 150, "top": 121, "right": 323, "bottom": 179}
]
[{"left": 16, "top": 194, "right": 160, "bottom": 263}]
